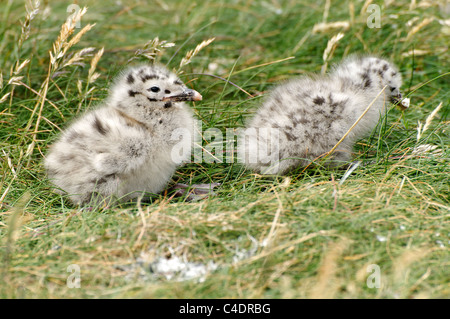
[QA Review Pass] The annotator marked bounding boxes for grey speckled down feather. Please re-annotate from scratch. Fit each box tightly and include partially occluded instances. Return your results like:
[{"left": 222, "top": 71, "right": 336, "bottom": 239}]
[
  {"left": 45, "top": 64, "right": 202, "bottom": 205},
  {"left": 238, "top": 55, "right": 403, "bottom": 174}
]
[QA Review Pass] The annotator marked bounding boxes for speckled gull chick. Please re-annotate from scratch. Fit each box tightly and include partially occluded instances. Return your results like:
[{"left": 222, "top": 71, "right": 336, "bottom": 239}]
[
  {"left": 238, "top": 55, "right": 403, "bottom": 174},
  {"left": 45, "top": 64, "right": 202, "bottom": 205}
]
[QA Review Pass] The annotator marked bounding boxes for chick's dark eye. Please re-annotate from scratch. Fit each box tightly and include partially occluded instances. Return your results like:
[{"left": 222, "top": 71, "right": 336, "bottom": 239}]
[
  {"left": 149, "top": 86, "right": 160, "bottom": 93},
  {"left": 165, "top": 90, "right": 171, "bottom": 94}
]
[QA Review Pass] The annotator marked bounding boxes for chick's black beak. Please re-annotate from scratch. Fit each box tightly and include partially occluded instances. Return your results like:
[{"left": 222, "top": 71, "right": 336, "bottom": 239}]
[
  {"left": 390, "top": 88, "right": 402, "bottom": 104},
  {"left": 163, "top": 89, "right": 202, "bottom": 102},
  {"left": 391, "top": 92, "right": 402, "bottom": 104}
]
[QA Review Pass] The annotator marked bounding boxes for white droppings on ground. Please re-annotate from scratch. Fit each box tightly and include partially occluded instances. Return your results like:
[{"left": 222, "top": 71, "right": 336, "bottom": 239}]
[
  {"left": 149, "top": 255, "right": 218, "bottom": 282},
  {"left": 118, "top": 237, "right": 265, "bottom": 283},
  {"left": 232, "top": 235, "right": 260, "bottom": 264}
]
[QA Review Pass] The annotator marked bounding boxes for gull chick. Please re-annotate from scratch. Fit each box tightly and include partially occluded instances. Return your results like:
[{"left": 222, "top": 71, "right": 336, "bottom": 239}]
[
  {"left": 239, "top": 55, "right": 402, "bottom": 174},
  {"left": 45, "top": 64, "right": 202, "bottom": 205}
]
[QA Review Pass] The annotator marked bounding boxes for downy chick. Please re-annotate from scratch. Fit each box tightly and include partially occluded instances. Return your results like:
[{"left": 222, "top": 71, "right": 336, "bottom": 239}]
[
  {"left": 238, "top": 55, "right": 402, "bottom": 174},
  {"left": 45, "top": 64, "right": 202, "bottom": 205}
]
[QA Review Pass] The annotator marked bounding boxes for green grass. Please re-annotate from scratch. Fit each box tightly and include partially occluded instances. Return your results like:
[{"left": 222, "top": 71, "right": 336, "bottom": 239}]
[{"left": 1, "top": 0, "right": 449, "bottom": 298}]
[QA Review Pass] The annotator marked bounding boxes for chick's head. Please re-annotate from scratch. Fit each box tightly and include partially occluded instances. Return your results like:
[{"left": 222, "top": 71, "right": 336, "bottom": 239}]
[{"left": 109, "top": 64, "right": 202, "bottom": 111}]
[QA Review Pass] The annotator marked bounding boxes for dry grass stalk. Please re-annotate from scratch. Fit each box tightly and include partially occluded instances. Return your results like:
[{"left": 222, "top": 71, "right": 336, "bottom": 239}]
[
  {"left": 18, "top": 0, "right": 40, "bottom": 49},
  {"left": 0, "top": 151, "right": 17, "bottom": 205},
  {"left": 392, "top": 248, "right": 429, "bottom": 284},
  {"left": 292, "top": 31, "right": 311, "bottom": 54},
  {"left": 50, "top": 8, "right": 88, "bottom": 63},
  {"left": 236, "top": 230, "right": 336, "bottom": 266},
  {"left": 179, "top": 37, "right": 215, "bottom": 71},
  {"left": 0, "top": 92, "right": 11, "bottom": 104},
  {"left": 51, "top": 24, "right": 95, "bottom": 69},
  {"left": 60, "top": 47, "right": 96, "bottom": 69},
  {"left": 20, "top": 103, "right": 62, "bottom": 131},
  {"left": 2, "top": 150, "right": 17, "bottom": 179},
  {"left": 190, "top": 73, "right": 254, "bottom": 98},
  {"left": 264, "top": 190, "right": 284, "bottom": 248},
  {"left": 416, "top": 101, "right": 443, "bottom": 141},
  {"left": 14, "top": 59, "right": 31, "bottom": 75},
  {"left": 4, "top": 192, "right": 31, "bottom": 259},
  {"left": 420, "top": 101, "right": 443, "bottom": 137},
  {"left": 312, "top": 21, "right": 350, "bottom": 34},
  {"left": 3, "top": 54, "right": 31, "bottom": 107},
  {"left": 7, "top": 76, "right": 24, "bottom": 86},
  {"left": 309, "top": 238, "right": 352, "bottom": 298},
  {"left": 133, "top": 197, "right": 149, "bottom": 248},
  {"left": 323, "top": 85, "right": 388, "bottom": 160},
  {"left": 10, "top": 80, "right": 64, "bottom": 119},
  {"left": 411, "top": 144, "right": 443, "bottom": 157},
  {"left": 349, "top": 2, "right": 355, "bottom": 25},
  {"left": 301, "top": 85, "right": 389, "bottom": 171},
  {"left": 360, "top": 0, "right": 374, "bottom": 15},
  {"left": 88, "top": 47, "right": 104, "bottom": 84},
  {"left": 322, "top": 0, "right": 331, "bottom": 22},
  {"left": 406, "top": 17, "right": 434, "bottom": 40},
  {"left": 23, "top": 7, "right": 98, "bottom": 157},
  {"left": 127, "top": 37, "right": 175, "bottom": 64},
  {"left": 66, "top": 22, "right": 94, "bottom": 49},
  {"left": 228, "top": 56, "right": 295, "bottom": 77},
  {"left": 401, "top": 49, "right": 430, "bottom": 57},
  {"left": 321, "top": 32, "right": 345, "bottom": 74}
]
